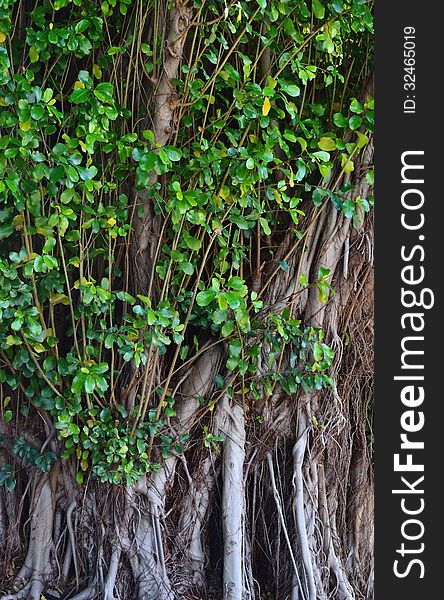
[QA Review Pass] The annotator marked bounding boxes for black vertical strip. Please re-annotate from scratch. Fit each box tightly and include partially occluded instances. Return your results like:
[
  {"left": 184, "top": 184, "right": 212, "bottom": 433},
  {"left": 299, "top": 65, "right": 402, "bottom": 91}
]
[{"left": 376, "top": 2, "right": 442, "bottom": 598}]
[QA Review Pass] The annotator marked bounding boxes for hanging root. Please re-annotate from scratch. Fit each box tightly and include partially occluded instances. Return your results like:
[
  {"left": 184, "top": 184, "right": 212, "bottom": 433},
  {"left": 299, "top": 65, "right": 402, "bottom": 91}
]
[
  {"left": 1, "top": 475, "right": 55, "bottom": 600},
  {"left": 117, "top": 508, "right": 174, "bottom": 600},
  {"left": 221, "top": 396, "right": 246, "bottom": 600},
  {"left": 291, "top": 412, "right": 316, "bottom": 600}
]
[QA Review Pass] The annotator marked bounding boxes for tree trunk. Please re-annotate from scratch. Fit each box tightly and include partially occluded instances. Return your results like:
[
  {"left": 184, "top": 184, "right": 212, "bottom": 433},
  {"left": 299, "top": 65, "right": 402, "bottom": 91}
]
[{"left": 0, "top": 2, "right": 373, "bottom": 599}]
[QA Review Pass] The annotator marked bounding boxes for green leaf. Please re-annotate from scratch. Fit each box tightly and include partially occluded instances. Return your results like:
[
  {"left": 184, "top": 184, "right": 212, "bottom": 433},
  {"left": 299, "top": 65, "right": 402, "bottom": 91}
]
[
  {"left": 227, "top": 276, "right": 247, "bottom": 293},
  {"left": 366, "top": 170, "right": 374, "bottom": 185},
  {"left": 333, "top": 113, "right": 348, "bottom": 128},
  {"left": 184, "top": 235, "right": 201, "bottom": 251},
  {"left": 214, "top": 374, "right": 225, "bottom": 389},
  {"left": 230, "top": 215, "right": 252, "bottom": 230},
  {"left": 180, "top": 262, "right": 194, "bottom": 275},
  {"left": 158, "top": 148, "right": 170, "bottom": 164},
  {"left": 312, "top": 151, "right": 330, "bottom": 162},
  {"left": 226, "top": 355, "right": 238, "bottom": 371},
  {"left": 280, "top": 80, "right": 301, "bottom": 97},
  {"left": 317, "top": 282, "right": 329, "bottom": 303},
  {"left": 27, "top": 317, "right": 42, "bottom": 337},
  {"left": 4, "top": 410, "right": 12, "bottom": 423},
  {"left": 319, "top": 163, "right": 331, "bottom": 179},
  {"left": 11, "top": 318, "right": 23, "bottom": 331},
  {"left": 31, "top": 106, "right": 45, "bottom": 120},
  {"left": 196, "top": 290, "right": 217, "bottom": 307},
  {"left": 77, "top": 166, "right": 98, "bottom": 181},
  {"left": 350, "top": 98, "right": 364, "bottom": 114},
  {"left": 93, "top": 82, "right": 114, "bottom": 103},
  {"left": 43, "top": 238, "right": 56, "bottom": 253},
  {"left": 312, "top": 0, "right": 325, "bottom": 20},
  {"left": 53, "top": 143, "right": 67, "bottom": 156},
  {"left": 297, "top": 137, "right": 307, "bottom": 152},
  {"left": 229, "top": 339, "right": 242, "bottom": 358},
  {"left": 260, "top": 217, "right": 271, "bottom": 235},
  {"left": 331, "top": 0, "right": 344, "bottom": 13},
  {"left": 342, "top": 199, "right": 355, "bottom": 218},
  {"left": 165, "top": 147, "right": 182, "bottom": 162},
  {"left": 71, "top": 373, "right": 85, "bottom": 394},
  {"left": 349, "top": 115, "right": 363, "bottom": 130},
  {"left": 312, "top": 188, "right": 325, "bottom": 207},
  {"left": 235, "top": 308, "right": 250, "bottom": 331},
  {"left": 217, "top": 294, "right": 228, "bottom": 311},
  {"left": 67, "top": 165, "right": 79, "bottom": 183},
  {"left": 313, "top": 342, "right": 323, "bottom": 361},
  {"left": 70, "top": 88, "right": 90, "bottom": 104},
  {"left": 224, "top": 291, "right": 241, "bottom": 309},
  {"left": 43, "top": 88, "right": 53, "bottom": 103},
  {"left": 221, "top": 320, "right": 235, "bottom": 337}
]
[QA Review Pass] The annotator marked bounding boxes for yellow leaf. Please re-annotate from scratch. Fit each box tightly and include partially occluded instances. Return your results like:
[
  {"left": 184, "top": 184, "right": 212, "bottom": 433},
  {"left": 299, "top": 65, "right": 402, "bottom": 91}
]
[
  {"left": 29, "top": 46, "right": 39, "bottom": 63},
  {"left": 19, "top": 121, "right": 31, "bottom": 132},
  {"left": 262, "top": 96, "right": 271, "bottom": 116},
  {"left": 341, "top": 154, "right": 355, "bottom": 173},
  {"left": 107, "top": 217, "right": 116, "bottom": 227},
  {"left": 93, "top": 64, "right": 102, "bottom": 79},
  {"left": 0, "top": 32, "right": 6, "bottom": 44},
  {"left": 12, "top": 214, "right": 24, "bottom": 228},
  {"left": 50, "top": 293, "right": 70, "bottom": 306},
  {"left": 318, "top": 137, "right": 337, "bottom": 151},
  {"left": 355, "top": 130, "right": 369, "bottom": 149},
  {"left": 69, "top": 257, "right": 80, "bottom": 267},
  {"left": 343, "top": 160, "right": 354, "bottom": 173},
  {"left": 33, "top": 343, "right": 46, "bottom": 353},
  {"left": 0, "top": 97, "right": 7, "bottom": 106},
  {"left": 289, "top": 167, "right": 294, "bottom": 188},
  {"left": 74, "top": 81, "right": 85, "bottom": 90},
  {"left": 218, "top": 185, "right": 230, "bottom": 200}
]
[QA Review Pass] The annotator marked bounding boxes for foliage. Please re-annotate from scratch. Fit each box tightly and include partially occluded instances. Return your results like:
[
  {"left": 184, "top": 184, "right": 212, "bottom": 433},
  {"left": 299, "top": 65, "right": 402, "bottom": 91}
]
[{"left": 0, "top": 0, "right": 373, "bottom": 486}]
